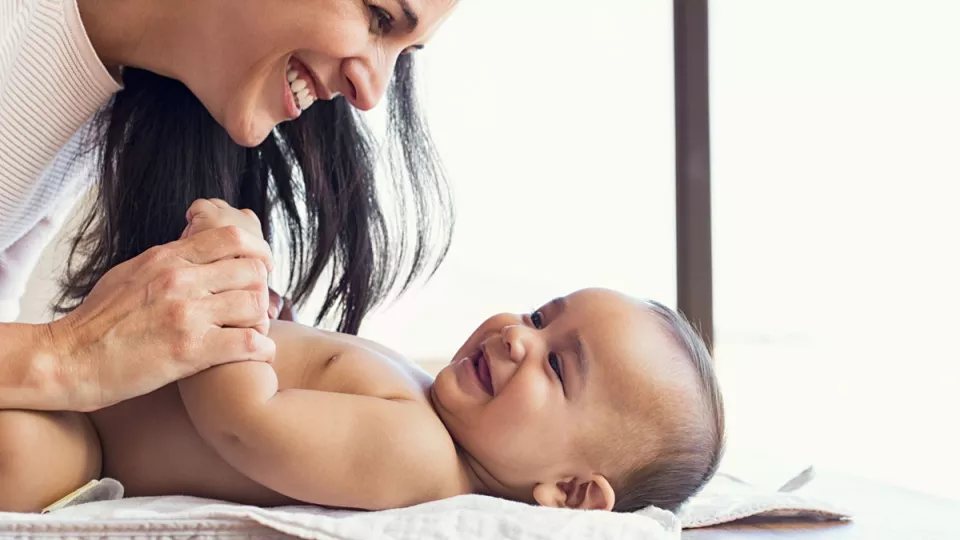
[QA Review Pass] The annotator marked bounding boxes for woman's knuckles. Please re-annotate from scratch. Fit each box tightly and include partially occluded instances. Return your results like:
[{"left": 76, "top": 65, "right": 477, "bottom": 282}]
[
  {"left": 249, "top": 258, "right": 268, "bottom": 281},
  {"left": 153, "top": 267, "right": 193, "bottom": 296},
  {"left": 217, "top": 225, "right": 250, "bottom": 248},
  {"left": 139, "top": 245, "right": 172, "bottom": 271},
  {"left": 162, "top": 300, "right": 197, "bottom": 332}
]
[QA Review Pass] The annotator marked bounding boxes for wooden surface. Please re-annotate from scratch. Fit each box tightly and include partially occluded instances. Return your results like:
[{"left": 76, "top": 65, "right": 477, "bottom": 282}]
[{"left": 683, "top": 471, "right": 959, "bottom": 539}]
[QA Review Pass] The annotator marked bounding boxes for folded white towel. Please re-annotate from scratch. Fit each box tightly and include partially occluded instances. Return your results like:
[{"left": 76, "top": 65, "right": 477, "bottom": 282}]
[
  {"left": 1, "top": 493, "right": 681, "bottom": 540},
  {"left": 676, "top": 468, "right": 851, "bottom": 528},
  {"left": 0, "top": 466, "right": 850, "bottom": 539}
]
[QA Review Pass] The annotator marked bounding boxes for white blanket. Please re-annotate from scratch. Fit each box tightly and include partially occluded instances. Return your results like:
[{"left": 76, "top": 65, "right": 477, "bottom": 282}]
[
  {"left": 0, "top": 494, "right": 681, "bottom": 540},
  {"left": 0, "top": 465, "right": 850, "bottom": 539}
]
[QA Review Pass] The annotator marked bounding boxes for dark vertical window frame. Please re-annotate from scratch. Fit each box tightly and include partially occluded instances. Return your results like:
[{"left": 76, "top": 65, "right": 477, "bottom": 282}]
[{"left": 674, "top": 0, "right": 714, "bottom": 350}]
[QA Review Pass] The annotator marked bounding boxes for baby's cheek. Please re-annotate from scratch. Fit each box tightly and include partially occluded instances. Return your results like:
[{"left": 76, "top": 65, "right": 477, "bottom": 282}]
[{"left": 493, "top": 376, "right": 554, "bottom": 432}]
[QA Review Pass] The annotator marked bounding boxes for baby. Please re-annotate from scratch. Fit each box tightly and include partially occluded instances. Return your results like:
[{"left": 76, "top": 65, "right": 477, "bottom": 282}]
[{"left": 0, "top": 201, "right": 725, "bottom": 514}]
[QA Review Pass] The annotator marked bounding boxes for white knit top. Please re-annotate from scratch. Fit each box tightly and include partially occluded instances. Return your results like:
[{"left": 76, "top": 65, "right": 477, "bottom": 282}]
[{"left": 0, "top": 0, "right": 120, "bottom": 321}]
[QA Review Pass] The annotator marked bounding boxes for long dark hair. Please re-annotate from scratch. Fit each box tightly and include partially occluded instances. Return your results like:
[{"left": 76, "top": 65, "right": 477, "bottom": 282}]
[{"left": 56, "top": 55, "right": 453, "bottom": 334}]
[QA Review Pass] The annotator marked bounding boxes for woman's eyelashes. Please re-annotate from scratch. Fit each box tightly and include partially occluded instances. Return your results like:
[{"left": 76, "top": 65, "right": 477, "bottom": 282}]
[
  {"left": 367, "top": 3, "right": 422, "bottom": 55},
  {"left": 367, "top": 3, "right": 395, "bottom": 36}
]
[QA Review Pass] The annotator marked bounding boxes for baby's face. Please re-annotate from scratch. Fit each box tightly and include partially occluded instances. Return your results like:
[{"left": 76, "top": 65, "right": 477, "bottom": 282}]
[{"left": 431, "top": 288, "right": 693, "bottom": 508}]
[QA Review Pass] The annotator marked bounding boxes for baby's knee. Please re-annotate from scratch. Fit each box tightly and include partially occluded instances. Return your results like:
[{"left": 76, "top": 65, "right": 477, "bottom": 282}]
[{"left": 0, "top": 411, "right": 101, "bottom": 513}]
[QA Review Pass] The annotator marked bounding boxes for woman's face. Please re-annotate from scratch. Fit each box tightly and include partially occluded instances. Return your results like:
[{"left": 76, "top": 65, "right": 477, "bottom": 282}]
[{"left": 185, "top": 0, "right": 456, "bottom": 146}]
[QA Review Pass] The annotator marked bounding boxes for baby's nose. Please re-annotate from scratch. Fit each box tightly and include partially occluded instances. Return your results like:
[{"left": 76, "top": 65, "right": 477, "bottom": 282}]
[{"left": 502, "top": 326, "right": 526, "bottom": 363}]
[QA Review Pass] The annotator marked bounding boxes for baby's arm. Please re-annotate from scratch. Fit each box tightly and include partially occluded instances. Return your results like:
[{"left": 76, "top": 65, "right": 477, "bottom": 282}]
[
  {"left": 177, "top": 361, "right": 448, "bottom": 510},
  {"left": 176, "top": 200, "right": 448, "bottom": 509}
]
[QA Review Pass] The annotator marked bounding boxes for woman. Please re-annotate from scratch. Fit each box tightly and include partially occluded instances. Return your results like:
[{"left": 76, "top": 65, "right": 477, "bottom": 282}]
[{"left": 0, "top": 0, "right": 457, "bottom": 413}]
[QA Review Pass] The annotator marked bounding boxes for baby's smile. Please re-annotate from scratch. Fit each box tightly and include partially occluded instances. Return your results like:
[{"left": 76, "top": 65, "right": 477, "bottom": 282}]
[{"left": 474, "top": 348, "right": 494, "bottom": 396}]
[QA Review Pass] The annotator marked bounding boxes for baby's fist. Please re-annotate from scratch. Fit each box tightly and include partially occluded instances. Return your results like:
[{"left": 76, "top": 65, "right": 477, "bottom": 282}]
[{"left": 181, "top": 198, "right": 263, "bottom": 240}]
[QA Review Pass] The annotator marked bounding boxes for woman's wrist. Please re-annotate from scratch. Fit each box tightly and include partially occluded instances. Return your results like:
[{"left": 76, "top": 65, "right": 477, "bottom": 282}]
[{"left": 0, "top": 322, "right": 69, "bottom": 411}]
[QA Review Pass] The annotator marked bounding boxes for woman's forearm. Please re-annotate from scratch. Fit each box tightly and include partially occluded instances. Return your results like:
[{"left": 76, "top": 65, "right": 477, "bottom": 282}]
[{"left": 0, "top": 322, "right": 66, "bottom": 410}]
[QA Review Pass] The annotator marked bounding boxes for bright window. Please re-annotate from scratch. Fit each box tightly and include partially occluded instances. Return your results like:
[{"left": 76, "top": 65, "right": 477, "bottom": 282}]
[
  {"left": 354, "top": 0, "right": 678, "bottom": 364},
  {"left": 711, "top": 0, "right": 960, "bottom": 499}
]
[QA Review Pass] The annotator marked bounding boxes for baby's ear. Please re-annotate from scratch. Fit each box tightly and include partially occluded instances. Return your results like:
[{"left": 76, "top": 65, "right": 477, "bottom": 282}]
[{"left": 533, "top": 475, "right": 615, "bottom": 511}]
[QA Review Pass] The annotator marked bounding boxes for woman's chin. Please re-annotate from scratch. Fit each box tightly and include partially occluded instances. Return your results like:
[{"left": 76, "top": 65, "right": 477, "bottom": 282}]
[
  {"left": 219, "top": 106, "right": 277, "bottom": 148},
  {"left": 229, "top": 115, "right": 274, "bottom": 148}
]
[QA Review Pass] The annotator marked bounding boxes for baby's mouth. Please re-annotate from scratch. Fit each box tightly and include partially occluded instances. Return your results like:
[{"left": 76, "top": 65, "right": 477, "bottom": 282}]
[{"left": 474, "top": 349, "right": 494, "bottom": 396}]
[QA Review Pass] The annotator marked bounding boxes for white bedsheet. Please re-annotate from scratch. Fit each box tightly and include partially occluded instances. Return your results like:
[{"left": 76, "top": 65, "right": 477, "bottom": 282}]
[
  {"left": 0, "top": 494, "right": 681, "bottom": 540},
  {"left": 0, "top": 465, "right": 851, "bottom": 539}
]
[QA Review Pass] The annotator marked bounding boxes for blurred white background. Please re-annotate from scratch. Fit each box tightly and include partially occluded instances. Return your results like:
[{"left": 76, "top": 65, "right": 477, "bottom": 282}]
[
  {"left": 19, "top": 0, "right": 958, "bottom": 501},
  {"left": 351, "top": 0, "right": 678, "bottom": 362},
  {"left": 709, "top": 0, "right": 960, "bottom": 500}
]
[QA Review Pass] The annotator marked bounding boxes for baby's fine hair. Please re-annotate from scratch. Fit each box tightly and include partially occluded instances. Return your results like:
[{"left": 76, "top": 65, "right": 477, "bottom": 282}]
[{"left": 612, "top": 300, "right": 725, "bottom": 513}]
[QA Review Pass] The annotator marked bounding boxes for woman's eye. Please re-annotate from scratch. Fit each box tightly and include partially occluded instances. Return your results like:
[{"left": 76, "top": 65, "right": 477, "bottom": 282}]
[
  {"left": 368, "top": 5, "right": 395, "bottom": 35},
  {"left": 549, "top": 353, "right": 564, "bottom": 384},
  {"left": 531, "top": 311, "right": 544, "bottom": 329}
]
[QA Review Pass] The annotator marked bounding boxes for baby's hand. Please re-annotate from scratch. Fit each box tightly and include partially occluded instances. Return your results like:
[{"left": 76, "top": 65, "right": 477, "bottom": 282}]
[
  {"left": 181, "top": 199, "right": 263, "bottom": 241},
  {"left": 180, "top": 199, "right": 291, "bottom": 321}
]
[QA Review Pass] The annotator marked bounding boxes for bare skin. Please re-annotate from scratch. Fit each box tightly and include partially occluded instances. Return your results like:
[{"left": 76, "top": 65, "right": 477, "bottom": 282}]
[
  {"left": 0, "top": 201, "right": 702, "bottom": 514},
  {"left": 96, "top": 320, "right": 464, "bottom": 506},
  {"left": 0, "top": 321, "right": 465, "bottom": 512}
]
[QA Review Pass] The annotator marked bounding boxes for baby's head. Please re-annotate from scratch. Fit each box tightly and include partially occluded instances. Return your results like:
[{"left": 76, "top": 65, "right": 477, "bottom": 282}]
[{"left": 430, "top": 288, "right": 724, "bottom": 512}]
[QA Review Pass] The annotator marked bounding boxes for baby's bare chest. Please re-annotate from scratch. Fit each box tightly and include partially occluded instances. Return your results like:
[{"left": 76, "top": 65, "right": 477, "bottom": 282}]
[
  {"left": 269, "top": 322, "right": 434, "bottom": 400},
  {"left": 88, "top": 322, "right": 438, "bottom": 502}
]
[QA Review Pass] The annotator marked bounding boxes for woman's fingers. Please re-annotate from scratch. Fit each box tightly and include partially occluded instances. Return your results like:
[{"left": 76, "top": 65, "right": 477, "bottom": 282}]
[
  {"left": 169, "top": 227, "right": 274, "bottom": 271},
  {"left": 186, "top": 258, "right": 269, "bottom": 296},
  {"left": 47, "top": 220, "right": 280, "bottom": 412},
  {"left": 158, "top": 258, "right": 273, "bottom": 334},
  {"left": 198, "top": 328, "right": 277, "bottom": 371},
  {"left": 199, "top": 289, "right": 271, "bottom": 336}
]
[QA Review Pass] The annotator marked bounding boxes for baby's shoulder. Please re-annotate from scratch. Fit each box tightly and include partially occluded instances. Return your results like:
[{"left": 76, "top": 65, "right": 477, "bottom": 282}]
[
  {"left": 372, "top": 399, "right": 471, "bottom": 506},
  {"left": 300, "top": 333, "right": 435, "bottom": 402}
]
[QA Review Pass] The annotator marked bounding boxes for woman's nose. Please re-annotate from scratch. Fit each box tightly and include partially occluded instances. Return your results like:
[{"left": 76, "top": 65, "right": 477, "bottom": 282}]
[
  {"left": 501, "top": 325, "right": 527, "bottom": 364},
  {"left": 341, "top": 52, "right": 398, "bottom": 111}
]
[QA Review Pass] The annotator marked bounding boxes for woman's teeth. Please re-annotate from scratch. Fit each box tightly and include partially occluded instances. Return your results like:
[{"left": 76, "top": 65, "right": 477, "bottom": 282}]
[{"left": 286, "top": 63, "right": 316, "bottom": 111}]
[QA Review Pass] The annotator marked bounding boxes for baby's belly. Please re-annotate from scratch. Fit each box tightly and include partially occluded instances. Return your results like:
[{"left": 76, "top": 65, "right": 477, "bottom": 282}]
[{"left": 87, "top": 385, "right": 294, "bottom": 506}]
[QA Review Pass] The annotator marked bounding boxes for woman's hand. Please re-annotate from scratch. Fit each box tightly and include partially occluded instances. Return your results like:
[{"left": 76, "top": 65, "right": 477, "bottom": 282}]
[
  {"left": 181, "top": 199, "right": 297, "bottom": 323},
  {"left": 45, "top": 202, "right": 277, "bottom": 412}
]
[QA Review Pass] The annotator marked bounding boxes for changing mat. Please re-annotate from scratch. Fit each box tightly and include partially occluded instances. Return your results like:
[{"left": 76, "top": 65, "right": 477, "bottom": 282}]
[
  {"left": 0, "top": 467, "right": 850, "bottom": 539},
  {"left": 677, "top": 468, "right": 851, "bottom": 528},
  {"left": 1, "top": 494, "right": 680, "bottom": 540}
]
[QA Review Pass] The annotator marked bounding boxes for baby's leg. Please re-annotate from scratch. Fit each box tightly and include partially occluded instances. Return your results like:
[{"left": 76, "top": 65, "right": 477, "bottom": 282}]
[{"left": 0, "top": 410, "right": 101, "bottom": 512}]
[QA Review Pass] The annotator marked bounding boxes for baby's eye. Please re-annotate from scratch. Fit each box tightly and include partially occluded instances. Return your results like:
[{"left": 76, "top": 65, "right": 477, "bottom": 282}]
[
  {"left": 531, "top": 310, "right": 544, "bottom": 329},
  {"left": 549, "top": 353, "right": 564, "bottom": 384}
]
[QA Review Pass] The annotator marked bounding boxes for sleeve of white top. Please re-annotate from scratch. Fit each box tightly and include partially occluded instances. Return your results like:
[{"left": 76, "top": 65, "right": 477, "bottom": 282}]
[
  {"left": 0, "top": 211, "right": 59, "bottom": 322},
  {"left": 0, "top": 181, "right": 87, "bottom": 323},
  {"left": 0, "top": 0, "right": 120, "bottom": 321}
]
